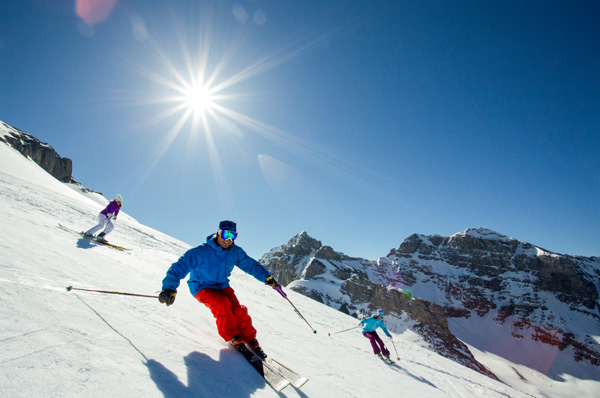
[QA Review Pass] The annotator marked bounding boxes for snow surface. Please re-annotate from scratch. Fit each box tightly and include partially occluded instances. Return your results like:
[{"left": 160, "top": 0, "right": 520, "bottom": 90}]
[{"left": 0, "top": 141, "right": 588, "bottom": 397}]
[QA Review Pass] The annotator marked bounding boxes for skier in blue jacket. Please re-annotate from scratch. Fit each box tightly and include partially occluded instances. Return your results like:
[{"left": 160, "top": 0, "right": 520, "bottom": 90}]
[
  {"left": 360, "top": 309, "right": 392, "bottom": 361},
  {"left": 158, "top": 220, "right": 280, "bottom": 358}
]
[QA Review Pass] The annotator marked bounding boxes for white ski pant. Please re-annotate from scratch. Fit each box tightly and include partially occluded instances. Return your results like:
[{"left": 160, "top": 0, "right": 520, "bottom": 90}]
[{"left": 85, "top": 214, "right": 114, "bottom": 236}]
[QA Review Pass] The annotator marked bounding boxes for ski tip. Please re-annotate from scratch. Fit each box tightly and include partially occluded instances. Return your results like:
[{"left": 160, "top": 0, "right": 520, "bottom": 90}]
[
  {"left": 294, "top": 377, "right": 309, "bottom": 389},
  {"left": 328, "top": 333, "right": 331, "bottom": 337}
]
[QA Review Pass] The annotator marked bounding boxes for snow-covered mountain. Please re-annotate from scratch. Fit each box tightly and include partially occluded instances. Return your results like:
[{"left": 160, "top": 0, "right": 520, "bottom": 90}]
[
  {"left": 260, "top": 229, "right": 600, "bottom": 391},
  {"left": 259, "top": 231, "right": 499, "bottom": 379},
  {"left": 0, "top": 131, "right": 531, "bottom": 397},
  {"left": 390, "top": 229, "right": 600, "bottom": 376},
  {"left": 0, "top": 120, "right": 596, "bottom": 397}
]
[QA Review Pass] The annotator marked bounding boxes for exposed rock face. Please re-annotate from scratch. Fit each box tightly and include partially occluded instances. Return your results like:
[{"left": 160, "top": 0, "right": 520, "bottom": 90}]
[
  {"left": 1, "top": 121, "right": 73, "bottom": 182},
  {"left": 260, "top": 231, "right": 499, "bottom": 379},
  {"left": 390, "top": 228, "right": 600, "bottom": 369}
]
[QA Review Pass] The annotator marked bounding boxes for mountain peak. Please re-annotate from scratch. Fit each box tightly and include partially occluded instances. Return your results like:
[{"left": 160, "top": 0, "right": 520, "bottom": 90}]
[
  {"left": 287, "top": 231, "right": 322, "bottom": 251},
  {"left": 452, "top": 228, "right": 512, "bottom": 242}
]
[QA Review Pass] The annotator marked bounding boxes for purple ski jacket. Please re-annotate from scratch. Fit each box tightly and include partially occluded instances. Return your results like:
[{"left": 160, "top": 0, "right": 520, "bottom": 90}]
[{"left": 100, "top": 201, "right": 121, "bottom": 219}]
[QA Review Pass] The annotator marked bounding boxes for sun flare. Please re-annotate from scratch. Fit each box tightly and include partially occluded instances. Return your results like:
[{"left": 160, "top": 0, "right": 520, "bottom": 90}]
[
  {"left": 130, "top": 15, "right": 363, "bottom": 209},
  {"left": 182, "top": 84, "right": 214, "bottom": 115}
]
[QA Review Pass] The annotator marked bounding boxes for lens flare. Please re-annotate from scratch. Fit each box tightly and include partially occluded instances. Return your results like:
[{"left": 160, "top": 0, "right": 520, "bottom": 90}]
[{"left": 76, "top": 0, "right": 117, "bottom": 25}]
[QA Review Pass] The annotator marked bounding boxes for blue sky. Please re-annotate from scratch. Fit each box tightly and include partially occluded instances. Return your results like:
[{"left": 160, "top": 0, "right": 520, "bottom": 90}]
[{"left": 1, "top": 0, "right": 598, "bottom": 259}]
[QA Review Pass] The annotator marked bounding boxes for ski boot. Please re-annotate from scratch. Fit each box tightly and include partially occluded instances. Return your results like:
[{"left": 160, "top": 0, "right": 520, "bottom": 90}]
[
  {"left": 249, "top": 339, "right": 267, "bottom": 358},
  {"left": 231, "top": 334, "right": 256, "bottom": 357},
  {"left": 96, "top": 232, "right": 107, "bottom": 242},
  {"left": 230, "top": 334, "right": 244, "bottom": 347},
  {"left": 82, "top": 232, "right": 94, "bottom": 239}
]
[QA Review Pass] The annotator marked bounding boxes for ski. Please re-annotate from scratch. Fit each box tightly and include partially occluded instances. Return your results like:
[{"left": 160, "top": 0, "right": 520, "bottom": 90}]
[
  {"left": 377, "top": 353, "right": 395, "bottom": 365},
  {"left": 90, "top": 238, "right": 131, "bottom": 251},
  {"left": 264, "top": 357, "right": 308, "bottom": 388},
  {"left": 231, "top": 344, "right": 290, "bottom": 392},
  {"left": 58, "top": 223, "right": 132, "bottom": 251}
]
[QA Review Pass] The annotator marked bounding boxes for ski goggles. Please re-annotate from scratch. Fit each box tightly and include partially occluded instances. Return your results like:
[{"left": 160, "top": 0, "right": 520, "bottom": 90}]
[{"left": 219, "top": 229, "right": 237, "bottom": 241}]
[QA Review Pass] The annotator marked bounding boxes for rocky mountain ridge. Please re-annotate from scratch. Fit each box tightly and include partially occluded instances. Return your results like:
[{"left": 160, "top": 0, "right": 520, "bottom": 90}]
[
  {"left": 260, "top": 228, "right": 600, "bottom": 381},
  {"left": 392, "top": 229, "right": 599, "bottom": 370},
  {"left": 260, "top": 231, "right": 498, "bottom": 379},
  {"left": 0, "top": 121, "right": 99, "bottom": 195}
]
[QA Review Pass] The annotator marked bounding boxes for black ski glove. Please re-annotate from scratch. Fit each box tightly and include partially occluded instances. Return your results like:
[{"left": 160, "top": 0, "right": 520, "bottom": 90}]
[
  {"left": 159, "top": 289, "right": 176, "bottom": 306},
  {"left": 265, "top": 276, "right": 280, "bottom": 289}
]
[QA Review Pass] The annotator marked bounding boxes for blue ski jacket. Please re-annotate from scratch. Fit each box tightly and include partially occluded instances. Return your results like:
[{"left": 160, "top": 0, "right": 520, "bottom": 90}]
[
  {"left": 360, "top": 315, "right": 391, "bottom": 338},
  {"left": 161, "top": 234, "right": 272, "bottom": 297}
]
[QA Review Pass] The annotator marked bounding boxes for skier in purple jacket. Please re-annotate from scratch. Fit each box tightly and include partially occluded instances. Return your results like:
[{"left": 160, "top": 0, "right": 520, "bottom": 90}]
[{"left": 84, "top": 194, "right": 123, "bottom": 242}]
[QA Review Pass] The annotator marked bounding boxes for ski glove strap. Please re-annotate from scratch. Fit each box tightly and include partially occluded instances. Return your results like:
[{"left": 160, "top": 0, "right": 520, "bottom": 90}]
[
  {"left": 159, "top": 289, "right": 176, "bottom": 306},
  {"left": 265, "top": 276, "right": 280, "bottom": 289}
]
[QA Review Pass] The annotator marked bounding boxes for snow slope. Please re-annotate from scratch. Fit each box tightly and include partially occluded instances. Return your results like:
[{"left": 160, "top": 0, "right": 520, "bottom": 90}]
[{"left": 0, "top": 141, "right": 555, "bottom": 397}]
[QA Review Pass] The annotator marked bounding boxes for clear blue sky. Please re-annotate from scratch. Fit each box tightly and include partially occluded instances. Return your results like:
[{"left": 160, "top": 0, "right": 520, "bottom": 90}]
[{"left": 1, "top": 0, "right": 599, "bottom": 259}]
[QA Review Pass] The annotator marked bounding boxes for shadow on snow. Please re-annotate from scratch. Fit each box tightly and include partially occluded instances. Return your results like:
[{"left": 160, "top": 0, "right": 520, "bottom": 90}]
[{"left": 146, "top": 350, "right": 268, "bottom": 398}]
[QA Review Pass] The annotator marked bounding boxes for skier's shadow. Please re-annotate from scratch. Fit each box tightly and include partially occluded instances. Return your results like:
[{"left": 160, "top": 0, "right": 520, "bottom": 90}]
[
  {"left": 76, "top": 238, "right": 95, "bottom": 249},
  {"left": 146, "top": 350, "right": 267, "bottom": 398},
  {"left": 393, "top": 364, "right": 438, "bottom": 390}
]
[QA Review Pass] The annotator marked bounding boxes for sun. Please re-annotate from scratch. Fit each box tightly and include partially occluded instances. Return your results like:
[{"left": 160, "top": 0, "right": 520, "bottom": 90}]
[
  {"left": 183, "top": 83, "right": 214, "bottom": 116},
  {"left": 131, "top": 14, "right": 356, "bottom": 204},
  {"left": 129, "top": 15, "right": 388, "bottom": 218}
]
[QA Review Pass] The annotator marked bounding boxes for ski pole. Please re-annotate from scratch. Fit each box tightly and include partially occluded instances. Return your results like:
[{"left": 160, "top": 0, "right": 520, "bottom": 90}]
[
  {"left": 274, "top": 286, "right": 317, "bottom": 334},
  {"left": 328, "top": 325, "right": 360, "bottom": 337},
  {"left": 389, "top": 337, "right": 400, "bottom": 361},
  {"left": 66, "top": 286, "right": 158, "bottom": 298}
]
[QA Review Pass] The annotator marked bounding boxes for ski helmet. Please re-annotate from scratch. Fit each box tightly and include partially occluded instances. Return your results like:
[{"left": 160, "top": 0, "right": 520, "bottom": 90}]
[{"left": 377, "top": 309, "right": 385, "bottom": 317}]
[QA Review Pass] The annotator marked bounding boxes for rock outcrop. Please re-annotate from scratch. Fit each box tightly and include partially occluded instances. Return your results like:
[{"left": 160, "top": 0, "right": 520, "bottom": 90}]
[{"left": 1, "top": 121, "right": 73, "bottom": 182}]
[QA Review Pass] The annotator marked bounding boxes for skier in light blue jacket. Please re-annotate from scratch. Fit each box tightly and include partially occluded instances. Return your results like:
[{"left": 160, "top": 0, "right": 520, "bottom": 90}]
[{"left": 360, "top": 309, "right": 392, "bottom": 361}]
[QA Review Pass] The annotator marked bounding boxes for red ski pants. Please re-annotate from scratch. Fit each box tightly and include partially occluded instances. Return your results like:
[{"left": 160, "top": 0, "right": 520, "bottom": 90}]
[{"left": 195, "top": 287, "right": 257, "bottom": 343}]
